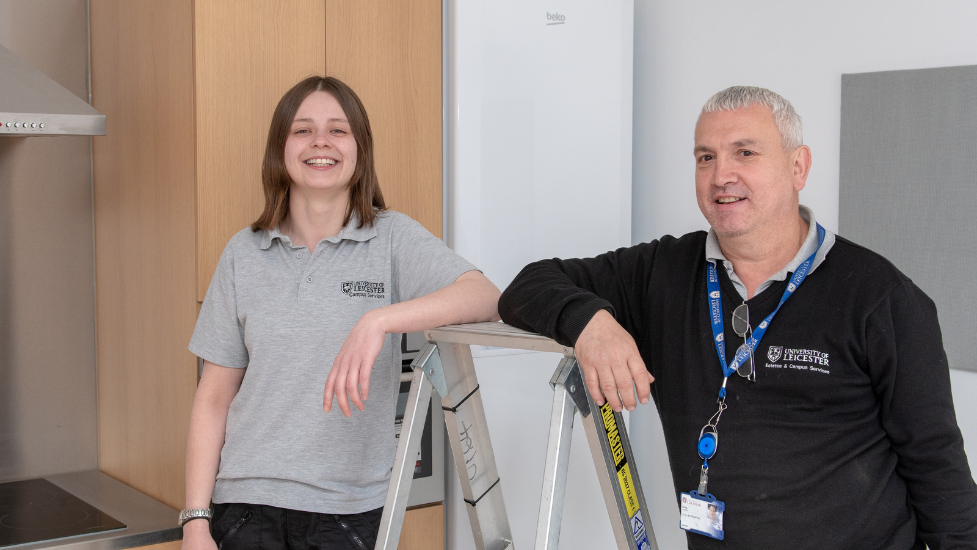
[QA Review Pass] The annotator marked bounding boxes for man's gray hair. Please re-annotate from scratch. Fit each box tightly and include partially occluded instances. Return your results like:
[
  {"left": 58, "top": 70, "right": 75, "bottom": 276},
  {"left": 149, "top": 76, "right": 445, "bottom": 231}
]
[{"left": 701, "top": 86, "right": 803, "bottom": 151}]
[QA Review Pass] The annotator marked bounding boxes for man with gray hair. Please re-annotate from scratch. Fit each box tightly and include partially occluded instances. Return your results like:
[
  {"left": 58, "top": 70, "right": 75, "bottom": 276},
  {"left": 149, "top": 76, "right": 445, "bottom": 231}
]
[{"left": 499, "top": 86, "right": 977, "bottom": 548}]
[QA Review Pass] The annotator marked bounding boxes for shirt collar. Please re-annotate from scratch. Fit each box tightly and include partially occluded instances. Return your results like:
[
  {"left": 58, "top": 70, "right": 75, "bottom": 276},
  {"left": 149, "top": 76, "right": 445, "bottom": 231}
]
[
  {"left": 705, "top": 205, "right": 836, "bottom": 299},
  {"left": 259, "top": 211, "right": 379, "bottom": 250}
]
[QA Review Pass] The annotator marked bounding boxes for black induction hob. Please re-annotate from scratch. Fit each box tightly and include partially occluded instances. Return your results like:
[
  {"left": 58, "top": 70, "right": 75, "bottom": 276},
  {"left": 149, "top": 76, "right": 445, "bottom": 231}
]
[{"left": 0, "top": 478, "right": 126, "bottom": 548}]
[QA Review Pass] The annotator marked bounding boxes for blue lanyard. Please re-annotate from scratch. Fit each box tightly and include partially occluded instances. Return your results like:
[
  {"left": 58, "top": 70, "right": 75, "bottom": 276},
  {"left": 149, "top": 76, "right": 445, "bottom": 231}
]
[
  {"left": 694, "top": 224, "right": 826, "bottom": 503},
  {"left": 706, "top": 224, "right": 825, "bottom": 388}
]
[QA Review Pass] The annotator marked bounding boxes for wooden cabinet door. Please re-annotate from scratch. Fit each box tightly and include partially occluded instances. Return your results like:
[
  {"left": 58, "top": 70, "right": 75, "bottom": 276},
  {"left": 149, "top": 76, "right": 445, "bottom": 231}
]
[
  {"left": 195, "top": 0, "right": 444, "bottom": 299},
  {"left": 325, "top": 0, "right": 444, "bottom": 239},
  {"left": 401, "top": 503, "right": 445, "bottom": 549},
  {"left": 194, "top": 0, "right": 327, "bottom": 301},
  {"left": 91, "top": 0, "right": 199, "bottom": 509}
]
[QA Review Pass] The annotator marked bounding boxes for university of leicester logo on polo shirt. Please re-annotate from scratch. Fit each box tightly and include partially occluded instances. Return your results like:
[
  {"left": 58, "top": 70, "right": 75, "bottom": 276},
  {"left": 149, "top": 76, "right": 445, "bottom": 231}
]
[
  {"left": 764, "top": 346, "right": 832, "bottom": 375},
  {"left": 342, "top": 281, "right": 386, "bottom": 299}
]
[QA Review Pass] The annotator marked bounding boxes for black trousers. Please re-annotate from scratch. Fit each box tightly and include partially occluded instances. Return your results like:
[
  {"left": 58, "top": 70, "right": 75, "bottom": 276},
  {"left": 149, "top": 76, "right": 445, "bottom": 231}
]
[{"left": 210, "top": 503, "right": 383, "bottom": 550}]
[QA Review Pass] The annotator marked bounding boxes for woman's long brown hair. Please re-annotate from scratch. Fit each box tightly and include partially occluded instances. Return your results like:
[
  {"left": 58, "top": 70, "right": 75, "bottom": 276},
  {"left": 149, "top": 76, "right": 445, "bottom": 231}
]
[{"left": 251, "top": 76, "right": 386, "bottom": 232}]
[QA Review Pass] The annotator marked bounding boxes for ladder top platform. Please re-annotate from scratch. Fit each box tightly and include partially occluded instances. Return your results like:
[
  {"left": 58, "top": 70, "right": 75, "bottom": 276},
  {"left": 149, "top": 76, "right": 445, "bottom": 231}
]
[{"left": 424, "top": 322, "right": 574, "bottom": 355}]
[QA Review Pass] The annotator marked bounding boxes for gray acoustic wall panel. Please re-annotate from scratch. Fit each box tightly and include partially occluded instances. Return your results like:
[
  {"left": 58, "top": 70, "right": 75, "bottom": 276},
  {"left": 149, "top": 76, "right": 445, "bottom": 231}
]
[{"left": 840, "top": 65, "right": 977, "bottom": 372}]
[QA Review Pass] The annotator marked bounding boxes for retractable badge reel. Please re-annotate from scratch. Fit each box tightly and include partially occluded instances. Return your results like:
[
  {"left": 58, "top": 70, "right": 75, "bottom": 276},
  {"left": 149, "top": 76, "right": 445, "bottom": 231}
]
[{"left": 680, "top": 421, "right": 726, "bottom": 540}]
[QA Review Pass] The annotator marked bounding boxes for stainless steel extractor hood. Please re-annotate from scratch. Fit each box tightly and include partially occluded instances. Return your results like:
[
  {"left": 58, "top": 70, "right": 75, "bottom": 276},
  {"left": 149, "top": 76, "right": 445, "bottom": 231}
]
[{"left": 0, "top": 44, "right": 105, "bottom": 136}]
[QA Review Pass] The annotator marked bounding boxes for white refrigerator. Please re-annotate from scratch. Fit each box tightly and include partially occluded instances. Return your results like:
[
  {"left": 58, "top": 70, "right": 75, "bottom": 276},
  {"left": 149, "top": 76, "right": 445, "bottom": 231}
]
[{"left": 444, "top": 1, "right": 635, "bottom": 548}]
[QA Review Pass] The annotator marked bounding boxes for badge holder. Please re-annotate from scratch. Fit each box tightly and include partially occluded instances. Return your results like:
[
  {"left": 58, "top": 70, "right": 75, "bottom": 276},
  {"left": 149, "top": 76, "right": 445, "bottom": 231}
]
[
  {"left": 680, "top": 408, "right": 726, "bottom": 540},
  {"left": 679, "top": 491, "right": 725, "bottom": 541}
]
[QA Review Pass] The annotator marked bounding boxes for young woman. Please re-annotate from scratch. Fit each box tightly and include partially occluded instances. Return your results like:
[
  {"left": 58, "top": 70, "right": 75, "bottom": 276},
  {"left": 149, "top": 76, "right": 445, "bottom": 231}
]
[{"left": 181, "top": 76, "right": 500, "bottom": 550}]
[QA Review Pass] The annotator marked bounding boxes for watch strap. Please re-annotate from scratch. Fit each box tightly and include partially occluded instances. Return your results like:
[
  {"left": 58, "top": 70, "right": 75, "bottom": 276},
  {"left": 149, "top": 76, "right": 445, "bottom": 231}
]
[{"left": 178, "top": 508, "right": 213, "bottom": 527}]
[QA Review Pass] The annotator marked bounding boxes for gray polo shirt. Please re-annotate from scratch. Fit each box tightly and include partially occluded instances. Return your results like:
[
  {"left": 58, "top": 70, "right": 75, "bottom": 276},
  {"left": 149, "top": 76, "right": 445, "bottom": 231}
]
[
  {"left": 189, "top": 210, "right": 476, "bottom": 514},
  {"left": 705, "top": 205, "right": 836, "bottom": 300}
]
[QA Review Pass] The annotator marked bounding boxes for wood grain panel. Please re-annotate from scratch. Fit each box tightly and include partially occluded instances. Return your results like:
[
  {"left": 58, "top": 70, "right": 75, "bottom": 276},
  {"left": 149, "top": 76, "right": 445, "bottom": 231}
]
[
  {"left": 90, "top": 0, "right": 199, "bottom": 509},
  {"left": 325, "top": 0, "right": 443, "bottom": 238},
  {"left": 400, "top": 503, "right": 444, "bottom": 550},
  {"left": 194, "top": 0, "right": 327, "bottom": 301}
]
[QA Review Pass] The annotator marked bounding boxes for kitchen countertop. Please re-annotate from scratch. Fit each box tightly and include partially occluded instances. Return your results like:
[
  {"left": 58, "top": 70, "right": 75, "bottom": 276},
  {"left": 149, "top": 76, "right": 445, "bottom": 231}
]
[{"left": 11, "top": 471, "right": 181, "bottom": 550}]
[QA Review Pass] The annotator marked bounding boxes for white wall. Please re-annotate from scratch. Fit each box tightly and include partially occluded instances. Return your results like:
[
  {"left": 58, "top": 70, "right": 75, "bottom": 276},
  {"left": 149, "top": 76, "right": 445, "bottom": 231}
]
[{"left": 630, "top": 2, "right": 977, "bottom": 547}]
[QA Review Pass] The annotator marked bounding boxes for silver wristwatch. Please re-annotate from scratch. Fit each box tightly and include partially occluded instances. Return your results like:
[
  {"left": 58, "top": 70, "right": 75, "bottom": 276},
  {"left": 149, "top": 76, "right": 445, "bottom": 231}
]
[{"left": 178, "top": 508, "right": 213, "bottom": 527}]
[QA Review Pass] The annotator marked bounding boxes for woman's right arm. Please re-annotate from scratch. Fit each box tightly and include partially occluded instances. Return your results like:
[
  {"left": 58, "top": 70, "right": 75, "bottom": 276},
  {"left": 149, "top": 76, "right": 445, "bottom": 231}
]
[{"left": 182, "top": 361, "right": 247, "bottom": 550}]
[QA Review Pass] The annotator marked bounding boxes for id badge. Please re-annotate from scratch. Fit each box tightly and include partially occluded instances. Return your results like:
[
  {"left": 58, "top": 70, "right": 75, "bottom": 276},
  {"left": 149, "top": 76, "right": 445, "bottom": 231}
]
[{"left": 680, "top": 491, "right": 724, "bottom": 540}]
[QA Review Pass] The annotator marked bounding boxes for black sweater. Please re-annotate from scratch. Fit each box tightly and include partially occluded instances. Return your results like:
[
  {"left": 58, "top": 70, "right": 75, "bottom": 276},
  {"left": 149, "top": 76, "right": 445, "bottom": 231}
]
[{"left": 499, "top": 231, "right": 977, "bottom": 549}]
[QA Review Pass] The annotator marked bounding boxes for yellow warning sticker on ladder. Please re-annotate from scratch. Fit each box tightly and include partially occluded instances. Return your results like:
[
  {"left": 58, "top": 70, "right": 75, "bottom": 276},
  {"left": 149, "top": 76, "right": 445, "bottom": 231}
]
[
  {"left": 600, "top": 403, "right": 653, "bottom": 549},
  {"left": 601, "top": 403, "right": 626, "bottom": 468},
  {"left": 600, "top": 403, "right": 639, "bottom": 518},
  {"left": 618, "top": 463, "right": 640, "bottom": 518}
]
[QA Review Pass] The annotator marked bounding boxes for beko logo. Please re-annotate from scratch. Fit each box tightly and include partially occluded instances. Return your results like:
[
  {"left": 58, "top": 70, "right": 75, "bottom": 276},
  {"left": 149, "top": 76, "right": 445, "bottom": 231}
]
[{"left": 546, "top": 12, "right": 566, "bottom": 25}]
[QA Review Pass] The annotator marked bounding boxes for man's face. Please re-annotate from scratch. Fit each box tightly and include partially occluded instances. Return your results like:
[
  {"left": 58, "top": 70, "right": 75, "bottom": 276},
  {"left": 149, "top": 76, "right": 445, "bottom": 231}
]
[{"left": 693, "top": 104, "right": 807, "bottom": 241}]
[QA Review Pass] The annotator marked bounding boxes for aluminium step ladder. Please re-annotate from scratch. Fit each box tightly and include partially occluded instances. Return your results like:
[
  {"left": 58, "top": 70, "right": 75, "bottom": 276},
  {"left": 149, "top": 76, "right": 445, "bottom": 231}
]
[{"left": 375, "top": 322, "right": 658, "bottom": 550}]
